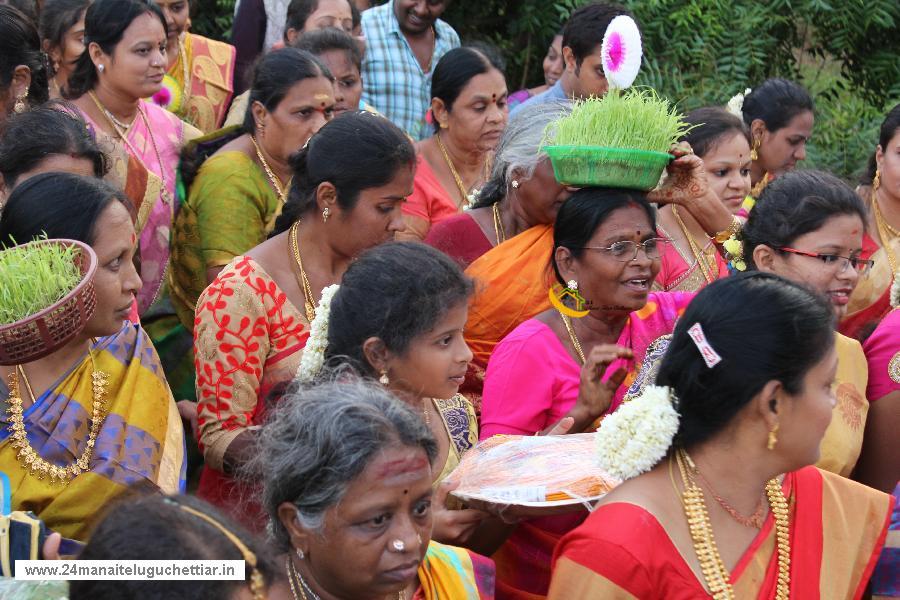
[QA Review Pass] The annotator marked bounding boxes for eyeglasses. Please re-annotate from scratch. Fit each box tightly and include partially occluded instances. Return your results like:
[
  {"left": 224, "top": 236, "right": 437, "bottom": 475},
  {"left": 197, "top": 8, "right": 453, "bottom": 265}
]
[
  {"left": 580, "top": 237, "right": 670, "bottom": 262},
  {"left": 777, "top": 247, "right": 874, "bottom": 276}
]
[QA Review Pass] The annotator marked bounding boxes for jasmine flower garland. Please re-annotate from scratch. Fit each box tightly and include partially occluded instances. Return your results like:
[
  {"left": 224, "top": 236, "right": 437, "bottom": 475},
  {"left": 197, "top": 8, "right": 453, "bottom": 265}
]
[
  {"left": 595, "top": 385, "right": 680, "bottom": 481},
  {"left": 296, "top": 284, "right": 340, "bottom": 382}
]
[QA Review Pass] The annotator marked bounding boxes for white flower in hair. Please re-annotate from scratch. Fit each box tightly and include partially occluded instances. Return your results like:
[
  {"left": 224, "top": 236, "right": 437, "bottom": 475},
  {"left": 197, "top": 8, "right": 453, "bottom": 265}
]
[
  {"left": 601, "top": 15, "right": 643, "bottom": 90},
  {"left": 297, "top": 284, "right": 340, "bottom": 382},
  {"left": 595, "top": 385, "right": 679, "bottom": 481},
  {"left": 726, "top": 88, "right": 752, "bottom": 120}
]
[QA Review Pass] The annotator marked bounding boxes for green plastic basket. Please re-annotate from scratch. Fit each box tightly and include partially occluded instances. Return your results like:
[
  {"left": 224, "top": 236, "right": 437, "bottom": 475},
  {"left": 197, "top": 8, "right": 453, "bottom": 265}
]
[{"left": 543, "top": 145, "right": 673, "bottom": 190}]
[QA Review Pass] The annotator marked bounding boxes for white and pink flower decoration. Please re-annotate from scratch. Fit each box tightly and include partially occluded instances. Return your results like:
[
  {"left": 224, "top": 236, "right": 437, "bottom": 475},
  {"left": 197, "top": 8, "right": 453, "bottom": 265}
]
[{"left": 601, "top": 15, "right": 643, "bottom": 90}]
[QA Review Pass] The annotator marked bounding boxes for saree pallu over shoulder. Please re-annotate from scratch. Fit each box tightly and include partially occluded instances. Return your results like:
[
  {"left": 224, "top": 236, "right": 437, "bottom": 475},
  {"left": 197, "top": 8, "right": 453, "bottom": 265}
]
[
  {"left": 841, "top": 233, "right": 897, "bottom": 340},
  {"left": 79, "top": 101, "right": 188, "bottom": 315},
  {"left": 0, "top": 323, "right": 186, "bottom": 541},
  {"left": 547, "top": 467, "right": 892, "bottom": 600},
  {"left": 816, "top": 333, "right": 869, "bottom": 477},
  {"left": 167, "top": 33, "right": 236, "bottom": 133},
  {"left": 418, "top": 541, "right": 495, "bottom": 599},
  {"left": 462, "top": 224, "right": 555, "bottom": 400}
]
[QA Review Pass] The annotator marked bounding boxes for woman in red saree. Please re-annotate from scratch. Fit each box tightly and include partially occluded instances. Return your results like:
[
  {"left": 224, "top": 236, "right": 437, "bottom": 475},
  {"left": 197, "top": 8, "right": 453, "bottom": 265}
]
[
  {"left": 842, "top": 104, "right": 900, "bottom": 340},
  {"left": 549, "top": 274, "right": 892, "bottom": 599},
  {"left": 425, "top": 101, "right": 574, "bottom": 269},
  {"left": 192, "top": 112, "right": 415, "bottom": 527}
]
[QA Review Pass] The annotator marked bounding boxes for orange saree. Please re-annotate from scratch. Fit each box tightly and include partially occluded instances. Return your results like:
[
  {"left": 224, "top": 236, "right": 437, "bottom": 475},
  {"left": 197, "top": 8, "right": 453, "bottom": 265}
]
[
  {"left": 548, "top": 467, "right": 893, "bottom": 599},
  {"left": 462, "top": 224, "right": 555, "bottom": 402}
]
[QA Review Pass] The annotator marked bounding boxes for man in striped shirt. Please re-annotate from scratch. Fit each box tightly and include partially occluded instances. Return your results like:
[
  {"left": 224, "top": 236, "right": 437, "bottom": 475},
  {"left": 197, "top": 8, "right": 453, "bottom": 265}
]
[{"left": 361, "top": 0, "right": 460, "bottom": 140}]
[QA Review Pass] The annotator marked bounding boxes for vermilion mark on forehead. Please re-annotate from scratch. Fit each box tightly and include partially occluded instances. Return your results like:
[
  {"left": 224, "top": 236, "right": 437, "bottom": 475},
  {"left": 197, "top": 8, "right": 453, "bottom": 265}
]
[{"left": 377, "top": 455, "right": 428, "bottom": 478}]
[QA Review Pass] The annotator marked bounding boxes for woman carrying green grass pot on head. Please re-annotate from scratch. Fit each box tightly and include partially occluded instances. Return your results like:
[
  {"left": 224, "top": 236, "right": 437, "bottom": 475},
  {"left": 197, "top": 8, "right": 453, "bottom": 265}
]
[{"left": 0, "top": 172, "right": 185, "bottom": 543}]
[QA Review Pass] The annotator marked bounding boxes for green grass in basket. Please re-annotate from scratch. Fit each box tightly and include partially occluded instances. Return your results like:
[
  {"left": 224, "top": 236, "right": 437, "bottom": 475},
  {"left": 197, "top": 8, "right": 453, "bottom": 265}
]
[
  {"left": 547, "top": 88, "right": 693, "bottom": 153},
  {"left": 0, "top": 239, "right": 82, "bottom": 326}
]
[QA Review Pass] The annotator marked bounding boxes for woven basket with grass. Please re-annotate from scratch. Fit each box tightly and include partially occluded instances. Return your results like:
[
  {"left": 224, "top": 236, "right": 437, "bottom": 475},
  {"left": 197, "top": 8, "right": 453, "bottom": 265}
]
[
  {"left": 0, "top": 239, "right": 98, "bottom": 365},
  {"left": 543, "top": 89, "right": 692, "bottom": 191},
  {"left": 544, "top": 145, "right": 672, "bottom": 190}
]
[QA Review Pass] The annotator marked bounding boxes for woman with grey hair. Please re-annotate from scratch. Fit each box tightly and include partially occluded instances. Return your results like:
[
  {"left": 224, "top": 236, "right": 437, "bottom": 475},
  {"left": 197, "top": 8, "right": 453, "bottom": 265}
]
[
  {"left": 425, "top": 100, "right": 574, "bottom": 268},
  {"left": 255, "top": 378, "right": 496, "bottom": 599}
]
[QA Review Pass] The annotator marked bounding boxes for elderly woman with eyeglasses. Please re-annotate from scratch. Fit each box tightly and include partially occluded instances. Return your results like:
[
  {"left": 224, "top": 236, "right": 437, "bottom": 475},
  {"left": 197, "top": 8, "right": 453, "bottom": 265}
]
[
  {"left": 477, "top": 149, "right": 738, "bottom": 598},
  {"left": 254, "top": 379, "right": 495, "bottom": 600}
]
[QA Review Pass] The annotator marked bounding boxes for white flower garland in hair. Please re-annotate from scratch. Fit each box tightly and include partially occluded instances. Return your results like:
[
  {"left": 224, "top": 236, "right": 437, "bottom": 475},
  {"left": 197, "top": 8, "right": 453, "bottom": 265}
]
[
  {"left": 595, "top": 385, "right": 680, "bottom": 481},
  {"left": 891, "top": 271, "right": 899, "bottom": 308},
  {"left": 726, "top": 88, "right": 752, "bottom": 120},
  {"left": 296, "top": 284, "right": 340, "bottom": 382}
]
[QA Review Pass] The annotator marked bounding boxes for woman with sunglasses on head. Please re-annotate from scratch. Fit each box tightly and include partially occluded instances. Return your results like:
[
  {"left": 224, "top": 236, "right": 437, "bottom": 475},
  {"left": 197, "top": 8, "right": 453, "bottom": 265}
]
[{"left": 738, "top": 169, "right": 873, "bottom": 479}]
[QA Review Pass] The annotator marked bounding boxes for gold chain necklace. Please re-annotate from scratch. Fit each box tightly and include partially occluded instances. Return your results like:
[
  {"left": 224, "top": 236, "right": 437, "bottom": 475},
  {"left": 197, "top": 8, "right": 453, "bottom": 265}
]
[
  {"left": 559, "top": 312, "right": 585, "bottom": 364},
  {"left": 435, "top": 133, "right": 481, "bottom": 210},
  {"left": 872, "top": 190, "right": 899, "bottom": 273},
  {"left": 287, "top": 556, "right": 405, "bottom": 600},
  {"left": 673, "top": 206, "right": 716, "bottom": 284},
  {"left": 288, "top": 221, "right": 317, "bottom": 323},
  {"left": 492, "top": 202, "right": 507, "bottom": 245},
  {"left": 674, "top": 449, "right": 791, "bottom": 599},
  {"left": 6, "top": 351, "right": 109, "bottom": 485},
  {"left": 250, "top": 135, "right": 290, "bottom": 204}
]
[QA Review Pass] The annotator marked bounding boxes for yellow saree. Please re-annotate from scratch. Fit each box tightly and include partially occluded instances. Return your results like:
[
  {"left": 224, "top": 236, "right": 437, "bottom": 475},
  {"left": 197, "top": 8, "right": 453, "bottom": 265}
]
[
  {"left": 0, "top": 324, "right": 185, "bottom": 541},
  {"left": 162, "top": 32, "right": 236, "bottom": 133},
  {"left": 417, "top": 541, "right": 495, "bottom": 599},
  {"left": 817, "top": 333, "right": 869, "bottom": 477}
]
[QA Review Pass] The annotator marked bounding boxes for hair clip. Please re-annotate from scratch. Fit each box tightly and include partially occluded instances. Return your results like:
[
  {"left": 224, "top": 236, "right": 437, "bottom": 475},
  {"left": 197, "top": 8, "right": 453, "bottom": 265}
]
[{"left": 687, "top": 322, "right": 722, "bottom": 368}]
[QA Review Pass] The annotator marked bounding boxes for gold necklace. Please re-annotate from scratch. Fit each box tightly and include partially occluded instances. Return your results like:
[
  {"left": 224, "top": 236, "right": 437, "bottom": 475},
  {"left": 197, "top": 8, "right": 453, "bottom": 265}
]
[
  {"left": 672, "top": 206, "right": 716, "bottom": 284},
  {"left": 421, "top": 398, "right": 432, "bottom": 427},
  {"left": 492, "top": 202, "right": 507, "bottom": 245},
  {"left": 750, "top": 172, "right": 771, "bottom": 199},
  {"left": 435, "top": 133, "right": 481, "bottom": 209},
  {"left": 288, "top": 221, "right": 317, "bottom": 323},
  {"left": 6, "top": 351, "right": 109, "bottom": 484},
  {"left": 250, "top": 135, "right": 290, "bottom": 204},
  {"left": 872, "top": 190, "right": 899, "bottom": 273},
  {"left": 287, "top": 556, "right": 405, "bottom": 600},
  {"left": 559, "top": 312, "right": 585, "bottom": 364},
  {"left": 674, "top": 449, "right": 791, "bottom": 599}
]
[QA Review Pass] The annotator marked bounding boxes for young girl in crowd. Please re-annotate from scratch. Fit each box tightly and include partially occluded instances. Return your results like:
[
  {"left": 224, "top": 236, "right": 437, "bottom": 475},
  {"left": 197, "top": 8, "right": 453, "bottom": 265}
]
[{"left": 299, "top": 241, "right": 494, "bottom": 547}]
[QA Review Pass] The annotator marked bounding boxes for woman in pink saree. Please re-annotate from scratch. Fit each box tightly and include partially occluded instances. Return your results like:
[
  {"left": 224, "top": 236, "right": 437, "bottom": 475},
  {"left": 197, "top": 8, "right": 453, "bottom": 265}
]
[{"left": 65, "top": 0, "right": 197, "bottom": 315}]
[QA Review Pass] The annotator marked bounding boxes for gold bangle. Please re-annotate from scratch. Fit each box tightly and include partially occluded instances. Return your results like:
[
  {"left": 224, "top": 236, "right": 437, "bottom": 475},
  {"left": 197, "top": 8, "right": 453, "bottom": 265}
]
[{"left": 713, "top": 217, "right": 741, "bottom": 244}]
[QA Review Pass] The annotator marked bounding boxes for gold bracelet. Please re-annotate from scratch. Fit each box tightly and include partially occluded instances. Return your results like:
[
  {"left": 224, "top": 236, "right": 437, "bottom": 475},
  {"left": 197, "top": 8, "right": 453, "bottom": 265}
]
[{"left": 712, "top": 217, "right": 741, "bottom": 244}]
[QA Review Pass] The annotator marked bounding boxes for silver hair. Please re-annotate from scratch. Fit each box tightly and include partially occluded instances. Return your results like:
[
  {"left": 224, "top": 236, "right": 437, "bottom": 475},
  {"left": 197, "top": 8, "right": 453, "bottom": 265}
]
[
  {"left": 496, "top": 99, "right": 572, "bottom": 181},
  {"left": 252, "top": 377, "right": 438, "bottom": 549},
  {"left": 472, "top": 100, "right": 572, "bottom": 208}
]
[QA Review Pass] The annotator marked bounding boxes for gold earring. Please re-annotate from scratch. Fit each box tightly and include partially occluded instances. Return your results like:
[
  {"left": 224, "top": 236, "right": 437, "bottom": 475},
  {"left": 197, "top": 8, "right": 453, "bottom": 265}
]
[
  {"left": 766, "top": 422, "right": 779, "bottom": 451},
  {"left": 440, "top": 122, "right": 448, "bottom": 129},
  {"left": 750, "top": 138, "right": 760, "bottom": 162},
  {"left": 322, "top": 207, "right": 330, "bottom": 223},
  {"left": 12, "top": 91, "right": 28, "bottom": 114},
  {"left": 379, "top": 370, "right": 389, "bottom": 385},
  {"left": 873, "top": 169, "right": 881, "bottom": 193}
]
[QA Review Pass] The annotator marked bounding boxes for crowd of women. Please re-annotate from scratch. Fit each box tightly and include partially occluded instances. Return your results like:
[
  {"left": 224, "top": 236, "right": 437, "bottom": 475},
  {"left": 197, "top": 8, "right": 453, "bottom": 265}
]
[{"left": 0, "top": 0, "right": 897, "bottom": 598}]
